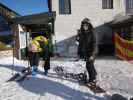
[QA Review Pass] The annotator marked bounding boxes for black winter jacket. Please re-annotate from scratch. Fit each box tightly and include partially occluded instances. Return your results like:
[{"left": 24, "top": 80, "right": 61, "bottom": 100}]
[{"left": 77, "top": 30, "right": 97, "bottom": 58}]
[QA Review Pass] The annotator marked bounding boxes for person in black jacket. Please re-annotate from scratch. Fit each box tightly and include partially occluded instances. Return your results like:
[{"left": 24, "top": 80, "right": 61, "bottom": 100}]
[{"left": 77, "top": 18, "right": 97, "bottom": 85}]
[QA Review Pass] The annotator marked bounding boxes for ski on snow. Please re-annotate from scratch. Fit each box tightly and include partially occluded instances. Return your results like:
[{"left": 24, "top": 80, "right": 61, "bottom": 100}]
[
  {"left": 7, "top": 67, "right": 31, "bottom": 82},
  {"left": 54, "top": 66, "right": 107, "bottom": 94}
]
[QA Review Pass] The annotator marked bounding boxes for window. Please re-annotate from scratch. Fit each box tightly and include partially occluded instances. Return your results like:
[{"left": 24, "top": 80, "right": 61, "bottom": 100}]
[
  {"left": 126, "top": 0, "right": 133, "bottom": 14},
  {"left": 126, "top": 0, "right": 133, "bottom": 9},
  {"left": 59, "top": 0, "right": 71, "bottom": 14},
  {"left": 102, "top": 0, "right": 113, "bottom": 9}
]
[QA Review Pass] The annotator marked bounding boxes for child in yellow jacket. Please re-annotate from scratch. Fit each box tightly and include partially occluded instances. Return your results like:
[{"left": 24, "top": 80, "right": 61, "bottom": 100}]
[{"left": 28, "top": 35, "right": 49, "bottom": 76}]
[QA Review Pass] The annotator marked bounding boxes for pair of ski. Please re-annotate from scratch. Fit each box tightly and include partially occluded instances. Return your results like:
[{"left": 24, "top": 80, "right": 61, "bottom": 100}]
[
  {"left": 54, "top": 66, "right": 106, "bottom": 94},
  {"left": 7, "top": 67, "right": 31, "bottom": 82},
  {"left": 54, "top": 66, "right": 87, "bottom": 82}
]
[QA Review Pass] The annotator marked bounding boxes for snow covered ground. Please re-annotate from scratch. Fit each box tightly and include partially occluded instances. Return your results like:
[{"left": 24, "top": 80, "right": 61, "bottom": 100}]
[{"left": 0, "top": 51, "right": 133, "bottom": 100}]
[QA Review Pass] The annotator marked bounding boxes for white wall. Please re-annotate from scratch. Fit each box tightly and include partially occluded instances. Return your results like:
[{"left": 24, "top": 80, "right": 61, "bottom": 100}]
[
  {"left": 51, "top": 0, "right": 126, "bottom": 56},
  {"left": 52, "top": 0, "right": 125, "bottom": 41}
]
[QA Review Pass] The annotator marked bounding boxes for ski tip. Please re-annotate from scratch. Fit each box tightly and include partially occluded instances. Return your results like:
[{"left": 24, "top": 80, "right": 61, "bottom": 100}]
[
  {"left": 6, "top": 79, "right": 11, "bottom": 82},
  {"left": 6, "top": 73, "right": 20, "bottom": 82},
  {"left": 106, "top": 91, "right": 111, "bottom": 95}
]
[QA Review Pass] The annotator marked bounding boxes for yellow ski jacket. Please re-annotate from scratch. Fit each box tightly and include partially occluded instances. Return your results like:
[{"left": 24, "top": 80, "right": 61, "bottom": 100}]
[{"left": 29, "top": 36, "right": 48, "bottom": 52}]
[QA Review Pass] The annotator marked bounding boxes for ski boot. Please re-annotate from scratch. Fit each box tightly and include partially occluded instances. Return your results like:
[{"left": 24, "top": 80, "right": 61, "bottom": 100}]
[
  {"left": 86, "top": 80, "right": 97, "bottom": 88},
  {"left": 86, "top": 80, "right": 105, "bottom": 93},
  {"left": 44, "top": 70, "right": 48, "bottom": 76},
  {"left": 31, "top": 66, "right": 38, "bottom": 76}
]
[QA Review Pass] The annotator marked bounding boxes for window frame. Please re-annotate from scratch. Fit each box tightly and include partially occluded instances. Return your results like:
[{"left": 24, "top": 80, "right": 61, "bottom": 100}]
[
  {"left": 59, "top": 0, "right": 71, "bottom": 15},
  {"left": 126, "top": 0, "right": 133, "bottom": 14},
  {"left": 102, "top": 0, "right": 113, "bottom": 9},
  {"left": 126, "top": 0, "right": 133, "bottom": 9}
]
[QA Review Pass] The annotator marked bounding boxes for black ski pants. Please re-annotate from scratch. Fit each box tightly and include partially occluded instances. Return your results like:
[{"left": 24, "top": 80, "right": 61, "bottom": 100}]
[
  {"left": 29, "top": 52, "right": 39, "bottom": 67},
  {"left": 86, "top": 57, "right": 97, "bottom": 82},
  {"left": 43, "top": 54, "right": 50, "bottom": 71}
]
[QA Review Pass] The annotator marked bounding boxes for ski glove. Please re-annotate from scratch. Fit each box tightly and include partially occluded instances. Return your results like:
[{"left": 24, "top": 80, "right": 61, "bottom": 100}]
[{"left": 89, "top": 56, "right": 95, "bottom": 61}]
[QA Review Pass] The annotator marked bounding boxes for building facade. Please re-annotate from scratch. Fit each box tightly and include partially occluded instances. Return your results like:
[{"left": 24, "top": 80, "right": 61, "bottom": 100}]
[
  {"left": 0, "top": 3, "right": 19, "bottom": 34},
  {"left": 49, "top": 0, "right": 133, "bottom": 56}
]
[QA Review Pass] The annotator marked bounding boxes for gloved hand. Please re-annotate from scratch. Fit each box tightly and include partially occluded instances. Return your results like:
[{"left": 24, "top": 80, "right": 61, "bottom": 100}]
[
  {"left": 89, "top": 56, "right": 95, "bottom": 61},
  {"left": 75, "top": 41, "right": 79, "bottom": 46}
]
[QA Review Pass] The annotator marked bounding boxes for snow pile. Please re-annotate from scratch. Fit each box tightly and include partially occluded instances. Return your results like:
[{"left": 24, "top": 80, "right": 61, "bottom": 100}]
[{"left": 0, "top": 50, "right": 12, "bottom": 58}]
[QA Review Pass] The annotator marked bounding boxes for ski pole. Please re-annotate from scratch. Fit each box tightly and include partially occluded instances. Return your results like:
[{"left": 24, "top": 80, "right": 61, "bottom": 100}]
[{"left": 12, "top": 39, "right": 15, "bottom": 75}]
